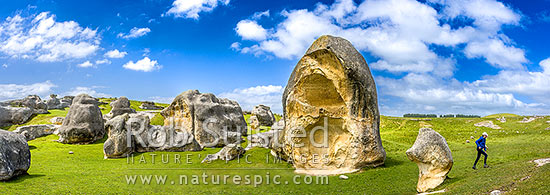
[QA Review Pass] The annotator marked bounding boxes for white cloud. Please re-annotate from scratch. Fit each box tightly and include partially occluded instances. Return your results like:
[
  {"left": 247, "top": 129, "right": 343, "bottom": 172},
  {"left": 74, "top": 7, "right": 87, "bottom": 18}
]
[
  {"left": 117, "top": 27, "right": 151, "bottom": 39},
  {"left": 252, "top": 10, "right": 270, "bottom": 20},
  {"left": 464, "top": 38, "right": 527, "bottom": 69},
  {"left": 95, "top": 59, "right": 111, "bottom": 65},
  {"left": 122, "top": 57, "right": 161, "bottom": 72},
  {"left": 104, "top": 49, "right": 127, "bottom": 58},
  {"left": 235, "top": 20, "right": 267, "bottom": 41},
  {"left": 218, "top": 85, "right": 284, "bottom": 114},
  {"left": 0, "top": 12, "right": 100, "bottom": 62},
  {"left": 148, "top": 96, "right": 175, "bottom": 104},
  {"left": 63, "top": 86, "right": 111, "bottom": 98},
  {"left": 77, "top": 60, "right": 93, "bottom": 68},
  {"left": 0, "top": 81, "right": 56, "bottom": 101},
  {"left": 164, "top": 0, "right": 230, "bottom": 19},
  {"left": 2, "top": 63, "right": 7, "bottom": 68}
]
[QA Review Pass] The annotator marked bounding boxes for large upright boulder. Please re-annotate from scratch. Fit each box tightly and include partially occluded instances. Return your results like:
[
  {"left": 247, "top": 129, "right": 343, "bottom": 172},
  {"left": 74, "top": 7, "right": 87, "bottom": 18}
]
[
  {"left": 406, "top": 128, "right": 453, "bottom": 193},
  {"left": 251, "top": 105, "right": 276, "bottom": 126},
  {"left": 105, "top": 97, "right": 136, "bottom": 119},
  {"left": 103, "top": 113, "right": 201, "bottom": 158},
  {"left": 0, "top": 106, "right": 33, "bottom": 127},
  {"left": 161, "top": 90, "right": 247, "bottom": 147},
  {"left": 0, "top": 130, "right": 31, "bottom": 181},
  {"left": 275, "top": 35, "right": 385, "bottom": 175},
  {"left": 57, "top": 94, "right": 105, "bottom": 144}
]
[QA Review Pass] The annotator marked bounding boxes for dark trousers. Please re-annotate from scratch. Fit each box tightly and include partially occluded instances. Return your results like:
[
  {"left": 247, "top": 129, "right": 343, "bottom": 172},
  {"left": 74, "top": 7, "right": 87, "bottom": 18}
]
[{"left": 474, "top": 148, "right": 488, "bottom": 167}]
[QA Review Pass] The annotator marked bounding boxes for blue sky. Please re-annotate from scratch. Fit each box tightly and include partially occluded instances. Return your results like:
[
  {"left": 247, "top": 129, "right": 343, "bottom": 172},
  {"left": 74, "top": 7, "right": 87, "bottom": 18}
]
[{"left": 0, "top": 0, "right": 549, "bottom": 116}]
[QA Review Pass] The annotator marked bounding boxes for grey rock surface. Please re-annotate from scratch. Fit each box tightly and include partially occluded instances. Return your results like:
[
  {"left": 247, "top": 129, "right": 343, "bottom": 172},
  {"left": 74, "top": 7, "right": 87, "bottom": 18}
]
[
  {"left": 0, "top": 129, "right": 31, "bottom": 181},
  {"left": 251, "top": 105, "right": 275, "bottom": 126},
  {"left": 13, "top": 124, "right": 59, "bottom": 141},
  {"left": 57, "top": 94, "right": 105, "bottom": 144}
]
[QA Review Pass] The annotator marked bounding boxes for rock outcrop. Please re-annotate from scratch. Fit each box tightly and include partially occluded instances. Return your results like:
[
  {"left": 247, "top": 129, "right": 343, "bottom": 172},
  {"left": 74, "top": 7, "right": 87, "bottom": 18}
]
[
  {"left": 251, "top": 105, "right": 276, "bottom": 126},
  {"left": 247, "top": 120, "right": 284, "bottom": 150},
  {"left": 474, "top": 121, "right": 501, "bottom": 129},
  {"left": 249, "top": 115, "right": 260, "bottom": 131},
  {"left": 0, "top": 129, "right": 31, "bottom": 181},
  {"left": 6, "top": 95, "right": 49, "bottom": 114},
  {"left": 50, "top": 117, "right": 64, "bottom": 125},
  {"left": 202, "top": 144, "right": 245, "bottom": 163},
  {"left": 274, "top": 35, "right": 385, "bottom": 175},
  {"left": 161, "top": 90, "right": 247, "bottom": 147},
  {"left": 46, "top": 94, "right": 70, "bottom": 110},
  {"left": 139, "top": 101, "right": 164, "bottom": 110},
  {"left": 0, "top": 106, "right": 33, "bottom": 127},
  {"left": 103, "top": 113, "right": 201, "bottom": 158},
  {"left": 406, "top": 128, "right": 453, "bottom": 193},
  {"left": 105, "top": 97, "right": 136, "bottom": 119},
  {"left": 57, "top": 94, "right": 105, "bottom": 144},
  {"left": 13, "top": 124, "right": 59, "bottom": 141},
  {"left": 496, "top": 117, "right": 506, "bottom": 123}
]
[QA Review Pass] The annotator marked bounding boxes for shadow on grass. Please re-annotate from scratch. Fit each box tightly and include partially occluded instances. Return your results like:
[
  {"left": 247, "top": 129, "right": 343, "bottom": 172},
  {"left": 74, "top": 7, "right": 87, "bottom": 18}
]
[
  {"left": 362, "top": 155, "right": 406, "bottom": 171},
  {"left": 29, "top": 145, "right": 37, "bottom": 150},
  {"left": 4, "top": 173, "right": 46, "bottom": 183}
]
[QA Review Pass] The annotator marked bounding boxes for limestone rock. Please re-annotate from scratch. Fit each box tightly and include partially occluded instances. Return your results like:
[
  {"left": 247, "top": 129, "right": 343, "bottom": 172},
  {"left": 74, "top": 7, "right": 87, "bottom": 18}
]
[
  {"left": 251, "top": 105, "right": 276, "bottom": 126},
  {"left": 0, "top": 130, "right": 31, "bottom": 181},
  {"left": 6, "top": 95, "right": 49, "bottom": 114},
  {"left": 496, "top": 117, "right": 506, "bottom": 123},
  {"left": 519, "top": 117, "right": 536, "bottom": 123},
  {"left": 490, "top": 190, "right": 502, "bottom": 195},
  {"left": 474, "top": 121, "right": 501, "bottom": 129},
  {"left": 57, "top": 94, "right": 105, "bottom": 144},
  {"left": 161, "top": 90, "right": 247, "bottom": 147},
  {"left": 246, "top": 129, "right": 281, "bottom": 150},
  {"left": 105, "top": 97, "right": 136, "bottom": 119},
  {"left": 13, "top": 124, "right": 59, "bottom": 141},
  {"left": 406, "top": 128, "right": 453, "bottom": 193},
  {"left": 533, "top": 158, "right": 550, "bottom": 167},
  {"left": 103, "top": 114, "right": 202, "bottom": 159},
  {"left": 339, "top": 175, "right": 349, "bottom": 180},
  {"left": 201, "top": 144, "right": 245, "bottom": 163},
  {"left": 139, "top": 101, "right": 164, "bottom": 110},
  {"left": 0, "top": 106, "right": 33, "bottom": 127},
  {"left": 249, "top": 115, "right": 260, "bottom": 131},
  {"left": 275, "top": 35, "right": 385, "bottom": 175},
  {"left": 61, "top": 96, "right": 74, "bottom": 106},
  {"left": 50, "top": 117, "right": 64, "bottom": 125}
]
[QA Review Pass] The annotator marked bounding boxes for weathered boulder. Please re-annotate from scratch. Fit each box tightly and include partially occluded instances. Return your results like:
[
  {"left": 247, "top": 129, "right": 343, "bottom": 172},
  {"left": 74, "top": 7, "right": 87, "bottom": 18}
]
[
  {"left": 105, "top": 97, "right": 136, "bottom": 119},
  {"left": 406, "top": 128, "right": 453, "bottom": 193},
  {"left": 249, "top": 115, "right": 260, "bottom": 131},
  {"left": 202, "top": 144, "right": 245, "bottom": 163},
  {"left": 0, "top": 130, "right": 31, "bottom": 181},
  {"left": 275, "top": 35, "right": 385, "bottom": 175},
  {"left": 46, "top": 94, "right": 70, "bottom": 110},
  {"left": 246, "top": 130, "right": 281, "bottom": 150},
  {"left": 0, "top": 106, "right": 33, "bottom": 127},
  {"left": 103, "top": 114, "right": 202, "bottom": 158},
  {"left": 474, "top": 121, "right": 501, "bottom": 129},
  {"left": 139, "top": 101, "right": 164, "bottom": 110},
  {"left": 61, "top": 96, "right": 74, "bottom": 106},
  {"left": 496, "top": 117, "right": 506, "bottom": 123},
  {"left": 50, "top": 117, "right": 64, "bottom": 125},
  {"left": 6, "top": 95, "right": 49, "bottom": 114},
  {"left": 251, "top": 105, "right": 276, "bottom": 126},
  {"left": 13, "top": 124, "right": 59, "bottom": 141},
  {"left": 161, "top": 90, "right": 247, "bottom": 147},
  {"left": 57, "top": 94, "right": 105, "bottom": 144}
]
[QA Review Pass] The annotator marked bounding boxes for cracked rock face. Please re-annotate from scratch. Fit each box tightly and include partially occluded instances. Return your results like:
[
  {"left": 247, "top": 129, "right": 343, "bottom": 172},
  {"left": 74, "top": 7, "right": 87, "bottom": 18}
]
[
  {"left": 275, "top": 35, "right": 385, "bottom": 175},
  {"left": 0, "top": 106, "right": 33, "bottom": 127},
  {"left": 0, "top": 130, "right": 31, "bottom": 181},
  {"left": 406, "top": 128, "right": 453, "bottom": 193},
  {"left": 57, "top": 94, "right": 105, "bottom": 144},
  {"left": 161, "top": 90, "right": 247, "bottom": 147}
]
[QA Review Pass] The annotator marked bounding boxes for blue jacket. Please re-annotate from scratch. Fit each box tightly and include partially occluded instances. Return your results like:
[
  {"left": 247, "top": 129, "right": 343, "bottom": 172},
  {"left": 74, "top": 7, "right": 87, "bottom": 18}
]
[{"left": 475, "top": 136, "right": 486, "bottom": 150}]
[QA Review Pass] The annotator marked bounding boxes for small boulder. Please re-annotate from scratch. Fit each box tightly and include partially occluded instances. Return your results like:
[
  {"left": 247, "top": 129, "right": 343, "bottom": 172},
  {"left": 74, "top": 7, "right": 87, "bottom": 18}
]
[
  {"left": 0, "top": 130, "right": 31, "bottom": 181},
  {"left": 57, "top": 94, "right": 105, "bottom": 144},
  {"left": 50, "top": 117, "right": 64, "bottom": 125},
  {"left": 466, "top": 140, "right": 470, "bottom": 143},
  {"left": 13, "top": 124, "right": 59, "bottom": 141},
  {"left": 246, "top": 129, "right": 281, "bottom": 150},
  {"left": 139, "top": 101, "right": 164, "bottom": 110},
  {"left": 339, "top": 175, "right": 349, "bottom": 180},
  {"left": 406, "top": 128, "right": 453, "bottom": 193},
  {"left": 105, "top": 97, "right": 136, "bottom": 119},
  {"left": 249, "top": 115, "right": 260, "bottom": 131},
  {"left": 201, "top": 144, "right": 245, "bottom": 163},
  {"left": 490, "top": 190, "right": 502, "bottom": 195},
  {"left": 251, "top": 105, "right": 276, "bottom": 126},
  {"left": 474, "top": 121, "right": 501, "bottom": 129}
]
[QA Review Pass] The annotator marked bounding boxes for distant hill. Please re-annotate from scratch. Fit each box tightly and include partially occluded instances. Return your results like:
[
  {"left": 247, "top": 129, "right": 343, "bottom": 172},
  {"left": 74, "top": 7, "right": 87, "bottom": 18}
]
[{"left": 484, "top": 113, "right": 521, "bottom": 118}]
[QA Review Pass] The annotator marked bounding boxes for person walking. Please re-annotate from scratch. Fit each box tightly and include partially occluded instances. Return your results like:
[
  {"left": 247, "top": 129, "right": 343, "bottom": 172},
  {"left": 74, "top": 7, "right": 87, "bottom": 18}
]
[{"left": 473, "top": 132, "right": 489, "bottom": 169}]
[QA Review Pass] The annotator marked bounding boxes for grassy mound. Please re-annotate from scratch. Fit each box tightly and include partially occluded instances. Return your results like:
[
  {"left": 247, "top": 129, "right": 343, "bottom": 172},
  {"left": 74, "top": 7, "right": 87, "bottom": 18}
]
[{"left": 484, "top": 113, "right": 521, "bottom": 118}]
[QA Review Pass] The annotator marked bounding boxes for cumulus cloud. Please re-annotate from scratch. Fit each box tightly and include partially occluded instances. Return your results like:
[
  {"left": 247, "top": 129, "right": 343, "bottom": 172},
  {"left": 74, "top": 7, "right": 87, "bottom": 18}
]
[
  {"left": 95, "top": 59, "right": 111, "bottom": 65},
  {"left": 0, "top": 12, "right": 100, "bottom": 62},
  {"left": 164, "top": 0, "right": 230, "bottom": 19},
  {"left": 218, "top": 85, "right": 284, "bottom": 114},
  {"left": 117, "top": 27, "right": 151, "bottom": 39},
  {"left": 104, "top": 49, "right": 127, "bottom": 58},
  {"left": 235, "top": 20, "right": 267, "bottom": 41},
  {"left": 77, "top": 60, "right": 93, "bottom": 68},
  {"left": 122, "top": 57, "right": 161, "bottom": 72},
  {"left": 63, "top": 86, "right": 111, "bottom": 98},
  {"left": 0, "top": 81, "right": 56, "bottom": 101}
]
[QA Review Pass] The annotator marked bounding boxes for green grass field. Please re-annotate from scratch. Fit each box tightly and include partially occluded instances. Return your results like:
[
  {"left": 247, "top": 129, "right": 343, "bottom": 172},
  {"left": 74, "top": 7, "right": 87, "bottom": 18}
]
[{"left": 1, "top": 105, "right": 550, "bottom": 194}]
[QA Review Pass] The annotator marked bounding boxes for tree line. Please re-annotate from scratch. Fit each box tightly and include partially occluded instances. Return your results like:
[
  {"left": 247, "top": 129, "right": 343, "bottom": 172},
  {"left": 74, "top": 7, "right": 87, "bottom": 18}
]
[{"left": 403, "top": 114, "right": 480, "bottom": 118}]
